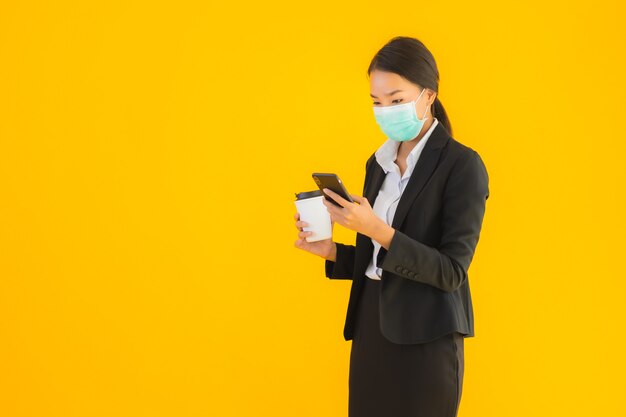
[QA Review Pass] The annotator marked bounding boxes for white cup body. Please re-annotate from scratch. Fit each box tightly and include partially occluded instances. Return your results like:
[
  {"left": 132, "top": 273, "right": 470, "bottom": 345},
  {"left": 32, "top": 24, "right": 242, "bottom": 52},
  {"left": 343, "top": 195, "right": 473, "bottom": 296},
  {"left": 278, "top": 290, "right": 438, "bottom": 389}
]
[{"left": 294, "top": 196, "right": 332, "bottom": 242}]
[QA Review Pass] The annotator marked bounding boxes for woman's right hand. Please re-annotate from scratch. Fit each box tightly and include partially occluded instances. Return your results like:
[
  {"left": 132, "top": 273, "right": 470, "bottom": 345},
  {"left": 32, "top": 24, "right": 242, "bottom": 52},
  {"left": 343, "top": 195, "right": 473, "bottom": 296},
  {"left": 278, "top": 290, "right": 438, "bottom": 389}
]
[{"left": 293, "top": 212, "right": 336, "bottom": 261}]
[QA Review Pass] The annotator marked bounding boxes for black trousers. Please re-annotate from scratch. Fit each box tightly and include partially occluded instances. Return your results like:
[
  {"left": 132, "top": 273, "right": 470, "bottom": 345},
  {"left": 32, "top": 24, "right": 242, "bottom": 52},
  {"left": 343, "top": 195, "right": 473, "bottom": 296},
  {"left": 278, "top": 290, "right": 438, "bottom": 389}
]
[{"left": 349, "top": 277, "right": 465, "bottom": 417}]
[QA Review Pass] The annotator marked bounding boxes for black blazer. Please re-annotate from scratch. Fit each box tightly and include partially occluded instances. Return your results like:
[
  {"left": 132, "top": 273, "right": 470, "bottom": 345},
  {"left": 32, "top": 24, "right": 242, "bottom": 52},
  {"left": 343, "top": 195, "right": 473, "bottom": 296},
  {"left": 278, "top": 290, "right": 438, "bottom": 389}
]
[{"left": 325, "top": 122, "right": 490, "bottom": 344}]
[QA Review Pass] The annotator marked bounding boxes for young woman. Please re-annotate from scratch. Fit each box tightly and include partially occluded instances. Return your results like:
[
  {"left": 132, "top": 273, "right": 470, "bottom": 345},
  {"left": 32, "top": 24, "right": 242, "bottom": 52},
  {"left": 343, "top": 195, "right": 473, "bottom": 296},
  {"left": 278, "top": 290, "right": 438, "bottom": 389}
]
[{"left": 294, "top": 36, "right": 490, "bottom": 417}]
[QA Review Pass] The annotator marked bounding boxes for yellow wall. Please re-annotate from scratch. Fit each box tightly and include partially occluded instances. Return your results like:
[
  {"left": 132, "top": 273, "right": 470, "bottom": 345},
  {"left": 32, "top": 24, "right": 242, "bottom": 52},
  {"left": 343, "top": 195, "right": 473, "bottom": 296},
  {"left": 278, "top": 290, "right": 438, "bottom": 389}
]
[{"left": 1, "top": 1, "right": 625, "bottom": 416}]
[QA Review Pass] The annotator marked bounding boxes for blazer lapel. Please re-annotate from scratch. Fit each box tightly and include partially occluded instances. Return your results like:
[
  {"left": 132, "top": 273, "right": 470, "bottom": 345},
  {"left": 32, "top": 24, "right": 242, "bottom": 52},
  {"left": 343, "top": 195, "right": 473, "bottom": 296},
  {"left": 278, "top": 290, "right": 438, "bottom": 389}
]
[
  {"left": 364, "top": 161, "right": 385, "bottom": 203},
  {"left": 366, "top": 122, "right": 450, "bottom": 229}
]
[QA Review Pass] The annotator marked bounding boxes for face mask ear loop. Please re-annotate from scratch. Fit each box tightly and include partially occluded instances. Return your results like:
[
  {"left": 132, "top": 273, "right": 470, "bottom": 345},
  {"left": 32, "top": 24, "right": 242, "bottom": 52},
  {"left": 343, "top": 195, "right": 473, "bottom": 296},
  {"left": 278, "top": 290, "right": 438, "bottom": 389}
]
[
  {"left": 421, "top": 104, "right": 430, "bottom": 121},
  {"left": 414, "top": 88, "right": 427, "bottom": 121}
]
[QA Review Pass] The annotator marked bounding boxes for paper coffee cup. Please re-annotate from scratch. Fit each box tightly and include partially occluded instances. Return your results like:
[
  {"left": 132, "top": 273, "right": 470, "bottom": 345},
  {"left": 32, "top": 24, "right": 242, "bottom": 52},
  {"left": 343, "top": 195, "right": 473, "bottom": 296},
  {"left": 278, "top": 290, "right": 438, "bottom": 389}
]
[{"left": 294, "top": 190, "right": 332, "bottom": 242}]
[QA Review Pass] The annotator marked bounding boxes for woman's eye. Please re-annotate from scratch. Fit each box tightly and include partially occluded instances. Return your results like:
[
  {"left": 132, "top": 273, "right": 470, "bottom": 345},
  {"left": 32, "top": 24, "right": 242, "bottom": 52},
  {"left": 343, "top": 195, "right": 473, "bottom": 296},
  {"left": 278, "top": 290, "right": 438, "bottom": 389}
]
[{"left": 373, "top": 99, "right": 402, "bottom": 105}]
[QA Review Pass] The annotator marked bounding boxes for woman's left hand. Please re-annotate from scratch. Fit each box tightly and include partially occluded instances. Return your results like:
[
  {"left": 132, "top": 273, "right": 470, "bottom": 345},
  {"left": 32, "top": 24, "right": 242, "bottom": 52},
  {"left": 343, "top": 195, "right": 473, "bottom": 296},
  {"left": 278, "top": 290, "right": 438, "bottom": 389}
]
[{"left": 321, "top": 188, "right": 383, "bottom": 238}]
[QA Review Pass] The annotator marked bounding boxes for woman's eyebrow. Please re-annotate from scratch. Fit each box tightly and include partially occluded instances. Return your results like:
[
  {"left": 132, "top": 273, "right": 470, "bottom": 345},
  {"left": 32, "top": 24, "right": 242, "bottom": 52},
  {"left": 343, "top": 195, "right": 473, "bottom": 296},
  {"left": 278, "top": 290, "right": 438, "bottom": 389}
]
[{"left": 370, "top": 89, "right": 404, "bottom": 99}]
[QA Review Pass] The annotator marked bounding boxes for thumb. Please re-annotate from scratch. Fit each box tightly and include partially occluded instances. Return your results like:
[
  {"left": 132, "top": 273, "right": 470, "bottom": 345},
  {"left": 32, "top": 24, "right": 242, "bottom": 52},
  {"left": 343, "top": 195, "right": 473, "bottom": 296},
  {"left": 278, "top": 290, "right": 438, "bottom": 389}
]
[{"left": 350, "top": 194, "right": 370, "bottom": 206}]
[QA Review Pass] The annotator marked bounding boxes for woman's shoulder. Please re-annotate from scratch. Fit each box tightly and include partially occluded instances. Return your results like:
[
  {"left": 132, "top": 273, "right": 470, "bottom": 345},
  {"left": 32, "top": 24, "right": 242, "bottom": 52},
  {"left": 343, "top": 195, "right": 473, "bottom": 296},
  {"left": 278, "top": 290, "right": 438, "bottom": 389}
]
[
  {"left": 446, "top": 134, "right": 480, "bottom": 159},
  {"left": 445, "top": 134, "right": 489, "bottom": 170},
  {"left": 444, "top": 135, "right": 489, "bottom": 191}
]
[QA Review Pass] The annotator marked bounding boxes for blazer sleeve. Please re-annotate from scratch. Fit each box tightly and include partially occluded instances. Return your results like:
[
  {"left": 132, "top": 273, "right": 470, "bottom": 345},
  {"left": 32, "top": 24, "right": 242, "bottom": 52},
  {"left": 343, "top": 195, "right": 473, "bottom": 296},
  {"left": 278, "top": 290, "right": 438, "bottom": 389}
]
[
  {"left": 325, "top": 242, "right": 356, "bottom": 280},
  {"left": 376, "top": 150, "right": 490, "bottom": 292}
]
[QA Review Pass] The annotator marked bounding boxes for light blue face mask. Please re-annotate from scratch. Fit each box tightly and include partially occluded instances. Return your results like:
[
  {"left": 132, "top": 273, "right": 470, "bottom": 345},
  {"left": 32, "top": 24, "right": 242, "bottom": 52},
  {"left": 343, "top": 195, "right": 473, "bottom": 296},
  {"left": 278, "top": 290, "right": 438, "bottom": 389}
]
[{"left": 372, "top": 88, "right": 429, "bottom": 142}]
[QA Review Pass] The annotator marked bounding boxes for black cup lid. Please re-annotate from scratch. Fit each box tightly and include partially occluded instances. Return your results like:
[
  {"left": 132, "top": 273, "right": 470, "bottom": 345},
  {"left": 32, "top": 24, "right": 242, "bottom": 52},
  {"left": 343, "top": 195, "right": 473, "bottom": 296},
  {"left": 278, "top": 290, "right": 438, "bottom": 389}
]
[{"left": 295, "top": 189, "right": 323, "bottom": 200}]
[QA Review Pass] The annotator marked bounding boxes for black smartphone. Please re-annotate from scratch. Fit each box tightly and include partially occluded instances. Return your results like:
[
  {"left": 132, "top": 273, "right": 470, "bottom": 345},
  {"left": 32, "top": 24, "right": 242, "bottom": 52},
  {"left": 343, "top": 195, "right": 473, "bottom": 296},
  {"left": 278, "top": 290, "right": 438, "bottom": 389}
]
[{"left": 312, "top": 173, "right": 354, "bottom": 207}]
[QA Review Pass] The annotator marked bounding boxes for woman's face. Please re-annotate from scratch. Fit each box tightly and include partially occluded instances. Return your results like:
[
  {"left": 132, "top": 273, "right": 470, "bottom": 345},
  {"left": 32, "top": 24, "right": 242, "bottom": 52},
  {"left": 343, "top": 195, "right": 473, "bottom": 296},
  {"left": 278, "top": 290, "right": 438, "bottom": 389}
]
[{"left": 369, "top": 69, "right": 436, "bottom": 120}]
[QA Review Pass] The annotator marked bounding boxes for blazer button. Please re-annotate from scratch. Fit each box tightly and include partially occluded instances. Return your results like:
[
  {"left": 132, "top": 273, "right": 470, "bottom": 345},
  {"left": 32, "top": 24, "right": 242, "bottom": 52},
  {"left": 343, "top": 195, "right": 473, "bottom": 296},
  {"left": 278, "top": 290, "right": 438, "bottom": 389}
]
[{"left": 402, "top": 268, "right": 409, "bottom": 274}]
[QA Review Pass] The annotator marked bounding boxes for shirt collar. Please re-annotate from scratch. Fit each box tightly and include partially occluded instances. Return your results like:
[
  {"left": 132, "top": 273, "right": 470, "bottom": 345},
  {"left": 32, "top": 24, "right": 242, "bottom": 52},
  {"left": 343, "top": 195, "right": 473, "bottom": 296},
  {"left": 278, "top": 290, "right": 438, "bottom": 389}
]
[{"left": 375, "top": 118, "right": 439, "bottom": 174}]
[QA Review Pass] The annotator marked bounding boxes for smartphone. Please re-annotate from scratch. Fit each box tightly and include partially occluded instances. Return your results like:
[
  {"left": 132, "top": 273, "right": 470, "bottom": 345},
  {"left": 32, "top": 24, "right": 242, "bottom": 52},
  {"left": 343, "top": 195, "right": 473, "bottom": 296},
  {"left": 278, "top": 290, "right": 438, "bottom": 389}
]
[{"left": 312, "top": 173, "right": 354, "bottom": 207}]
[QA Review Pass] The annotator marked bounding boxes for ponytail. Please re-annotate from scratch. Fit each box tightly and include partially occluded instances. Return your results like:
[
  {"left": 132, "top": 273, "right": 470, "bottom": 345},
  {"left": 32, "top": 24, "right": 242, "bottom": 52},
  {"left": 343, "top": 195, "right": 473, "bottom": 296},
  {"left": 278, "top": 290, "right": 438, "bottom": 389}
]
[{"left": 433, "top": 97, "right": 452, "bottom": 136}]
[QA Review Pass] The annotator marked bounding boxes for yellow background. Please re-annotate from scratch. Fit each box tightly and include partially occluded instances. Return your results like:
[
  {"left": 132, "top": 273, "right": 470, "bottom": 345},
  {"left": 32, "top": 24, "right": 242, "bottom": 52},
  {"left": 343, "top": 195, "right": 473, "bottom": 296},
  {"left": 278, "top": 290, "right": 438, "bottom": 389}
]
[{"left": 1, "top": 1, "right": 625, "bottom": 416}]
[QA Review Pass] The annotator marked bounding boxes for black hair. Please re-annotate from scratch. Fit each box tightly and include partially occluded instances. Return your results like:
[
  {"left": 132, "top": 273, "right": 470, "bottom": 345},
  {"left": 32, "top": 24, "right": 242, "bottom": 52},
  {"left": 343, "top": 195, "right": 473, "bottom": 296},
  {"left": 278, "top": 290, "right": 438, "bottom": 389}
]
[{"left": 367, "top": 36, "right": 452, "bottom": 136}]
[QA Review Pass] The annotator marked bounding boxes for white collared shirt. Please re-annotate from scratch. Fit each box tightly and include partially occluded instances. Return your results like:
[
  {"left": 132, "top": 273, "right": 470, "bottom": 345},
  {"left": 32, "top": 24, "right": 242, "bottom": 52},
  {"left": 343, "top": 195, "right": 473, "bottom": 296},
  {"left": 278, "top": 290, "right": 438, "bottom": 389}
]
[{"left": 365, "top": 118, "right": 439, "bottom": 280}]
